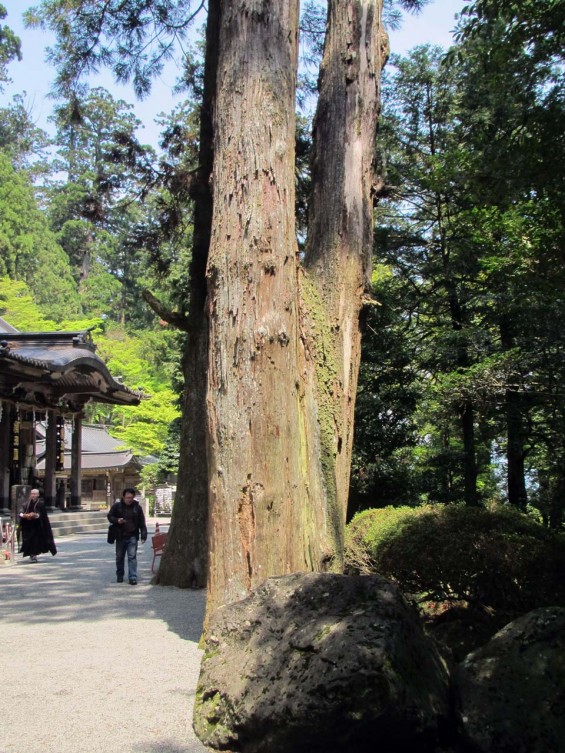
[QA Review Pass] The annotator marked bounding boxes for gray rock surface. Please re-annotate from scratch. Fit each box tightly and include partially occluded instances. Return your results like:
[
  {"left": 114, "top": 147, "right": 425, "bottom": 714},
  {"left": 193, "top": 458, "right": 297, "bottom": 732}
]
[
  {"left": 456, "top": 606, "right": 565, "bottom": 753},
  {"left": 194, "top": 572, "right": 452, "bottom": 753}
]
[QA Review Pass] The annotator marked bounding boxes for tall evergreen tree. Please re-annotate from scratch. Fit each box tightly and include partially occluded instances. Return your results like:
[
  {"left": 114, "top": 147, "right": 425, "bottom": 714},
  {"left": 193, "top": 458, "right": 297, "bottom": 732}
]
[
  {"left": 0, "top": 94, "right": 51, "bottom": 172},
  {"left": 0, "top": 151, "right": 81, "bottom": 320},
  {"left": 354, "top": 2, "right": 565, "bottom": 521},
  {"left": 373, "top": 46, "right": 489, "bottom": 506},
  {"left": 454, "top": 0, "right": 565, "bottom": 519},
  {"left": 27, "top": 0, "right": 398, "bottom": 619},
  {"left": 48, "top": 87, "right": 154, "bottom": 323},
  {"left": 0, "top": 3, "right": 20, "bottom": 91}
]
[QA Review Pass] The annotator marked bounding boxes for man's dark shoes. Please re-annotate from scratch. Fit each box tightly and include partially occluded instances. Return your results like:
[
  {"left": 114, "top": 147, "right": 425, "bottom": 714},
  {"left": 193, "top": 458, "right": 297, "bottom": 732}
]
[
  {"left": 117, "top": 576, "right": 124, "bottom": 583},
  {"left": 129, "top": 579, "right": 137, "bottom": 585}
]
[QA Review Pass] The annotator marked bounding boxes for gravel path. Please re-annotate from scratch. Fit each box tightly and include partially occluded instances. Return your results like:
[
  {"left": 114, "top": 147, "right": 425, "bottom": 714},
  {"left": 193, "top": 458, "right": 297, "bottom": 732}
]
[{"left": 0, "top": 527, "right": 208, "bottom": 753}]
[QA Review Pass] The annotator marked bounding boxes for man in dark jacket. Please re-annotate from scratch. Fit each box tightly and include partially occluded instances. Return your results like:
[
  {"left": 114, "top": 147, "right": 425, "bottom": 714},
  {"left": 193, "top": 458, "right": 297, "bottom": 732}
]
[{"left": 107, "top": 488, "right": 147, "bottom": 584}]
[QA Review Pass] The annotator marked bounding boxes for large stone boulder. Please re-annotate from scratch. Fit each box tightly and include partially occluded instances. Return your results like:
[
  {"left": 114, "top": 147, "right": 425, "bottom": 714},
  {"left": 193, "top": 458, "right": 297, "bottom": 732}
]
[
  {"left": 456, "top": 606, "right": 565, "bottom": 753},
  {"left": 194, "top": 572, "right": 452, "bottom": 753}
]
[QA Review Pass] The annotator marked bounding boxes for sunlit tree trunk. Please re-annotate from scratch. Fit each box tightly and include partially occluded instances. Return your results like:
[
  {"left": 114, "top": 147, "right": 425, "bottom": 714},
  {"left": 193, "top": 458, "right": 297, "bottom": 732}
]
[
  {"left": 204, "top": 0, "right": 387, "bottom": 619},
  {"left": 303, "top": 0, "right": 389, "bottom": 531},
  {"left": 205, "top": 0, "right": 315, "bottom": 613}
]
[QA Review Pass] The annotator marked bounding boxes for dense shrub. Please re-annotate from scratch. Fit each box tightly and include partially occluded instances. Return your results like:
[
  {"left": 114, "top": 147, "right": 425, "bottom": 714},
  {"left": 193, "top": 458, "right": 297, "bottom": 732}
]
[{"left": 345, "top": 505, "right": 565, "bottom": 612}]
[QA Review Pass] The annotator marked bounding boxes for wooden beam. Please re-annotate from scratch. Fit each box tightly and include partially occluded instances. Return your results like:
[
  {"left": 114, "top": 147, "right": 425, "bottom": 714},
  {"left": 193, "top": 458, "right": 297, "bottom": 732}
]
[
  {"left": 0, "top": 401, "right": 12, "bottom": 511},
  {"left": 44, "top": 410, "right": 57, "bottom": 509}
]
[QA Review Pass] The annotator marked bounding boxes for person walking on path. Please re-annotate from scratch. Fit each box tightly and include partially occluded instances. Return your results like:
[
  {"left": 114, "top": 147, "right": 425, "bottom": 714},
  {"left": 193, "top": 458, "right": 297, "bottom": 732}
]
[
  {"left": 19, "top": 488, "right": 57, "bottom": 562},
  {"left": 107, "top": 488, "right": 147, "bottom": 584}
]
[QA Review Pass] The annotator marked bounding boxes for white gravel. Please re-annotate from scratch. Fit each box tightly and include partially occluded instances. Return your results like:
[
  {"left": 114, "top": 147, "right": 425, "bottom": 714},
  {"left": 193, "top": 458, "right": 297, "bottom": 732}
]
[{"left": 0, "top": 527, "right": 209, "bottom": 753}]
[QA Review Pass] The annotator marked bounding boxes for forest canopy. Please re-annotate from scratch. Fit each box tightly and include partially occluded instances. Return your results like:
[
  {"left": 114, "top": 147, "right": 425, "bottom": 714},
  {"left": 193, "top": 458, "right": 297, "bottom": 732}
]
[{"left": 0, "top": 1, "right": 563, "bottom": 591}]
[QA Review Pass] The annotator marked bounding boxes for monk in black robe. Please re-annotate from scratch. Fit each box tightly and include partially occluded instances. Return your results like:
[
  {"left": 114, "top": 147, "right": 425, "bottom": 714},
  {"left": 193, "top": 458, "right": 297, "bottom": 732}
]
[{"left": 19, "top": 489, "right": 57, "bottom": 561}]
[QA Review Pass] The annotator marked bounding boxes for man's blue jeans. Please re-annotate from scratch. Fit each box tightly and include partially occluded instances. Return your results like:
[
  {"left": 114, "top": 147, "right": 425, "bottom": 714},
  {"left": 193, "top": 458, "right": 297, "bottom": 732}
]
[{"left": 116, "top": 535, "right": 138, "bottom": 581}]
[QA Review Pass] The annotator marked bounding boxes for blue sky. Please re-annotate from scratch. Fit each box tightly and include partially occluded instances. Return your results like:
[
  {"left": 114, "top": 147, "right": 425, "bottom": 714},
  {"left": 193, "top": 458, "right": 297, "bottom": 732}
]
[{"left": 1, "top": 0, "right": 465, "bottom": 148}]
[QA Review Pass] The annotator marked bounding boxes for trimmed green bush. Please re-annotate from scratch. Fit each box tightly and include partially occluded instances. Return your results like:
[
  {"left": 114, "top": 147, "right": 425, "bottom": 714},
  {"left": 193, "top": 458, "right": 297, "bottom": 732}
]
[{"left": 345, "top": 505, "right": 565, "bottom": 612}]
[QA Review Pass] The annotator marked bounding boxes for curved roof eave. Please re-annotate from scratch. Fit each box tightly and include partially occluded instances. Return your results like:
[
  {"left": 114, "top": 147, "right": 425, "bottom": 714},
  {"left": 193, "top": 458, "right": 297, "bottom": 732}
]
[{"left": 0, "top": 333, "right": 144, "bottom": 406}]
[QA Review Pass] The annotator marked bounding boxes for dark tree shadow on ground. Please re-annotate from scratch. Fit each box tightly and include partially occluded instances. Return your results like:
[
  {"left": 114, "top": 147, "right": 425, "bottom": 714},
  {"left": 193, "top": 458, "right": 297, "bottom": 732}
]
[{"left": 0, "top": 534, "right": 206, "bottom": 643}]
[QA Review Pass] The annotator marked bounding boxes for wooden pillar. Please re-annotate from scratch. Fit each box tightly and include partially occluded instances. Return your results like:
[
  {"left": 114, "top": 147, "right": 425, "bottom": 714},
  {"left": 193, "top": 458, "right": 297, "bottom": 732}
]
[
  {"left": 56, "top": 479, "right": 66, "bottom": 509},
  {"left": 44, "top": 410, "right": 57, "bottom": 509},
  {"left": 19, "top": 412, "right": 35, "bottom": 487},
  {"left": 105, "top": 472, "right": 112, "bottom": 508},
  {"left": 70, "top": 414, "right": 82, "bottom": 509},
  {"left": 0, "top": 401, "right": 12, "bottom": 513}
]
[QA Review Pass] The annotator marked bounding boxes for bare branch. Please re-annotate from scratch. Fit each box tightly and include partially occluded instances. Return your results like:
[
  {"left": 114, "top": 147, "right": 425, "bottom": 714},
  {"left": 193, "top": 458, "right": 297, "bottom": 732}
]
[{"left": 142, "top": 289, "right": 190, "bottom": 331}]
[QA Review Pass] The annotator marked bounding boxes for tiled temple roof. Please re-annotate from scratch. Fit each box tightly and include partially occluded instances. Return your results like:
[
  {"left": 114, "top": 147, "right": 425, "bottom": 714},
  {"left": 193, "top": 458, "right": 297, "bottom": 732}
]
[{"left": 0, "top": 328, "right": 143, "bottom": 409}]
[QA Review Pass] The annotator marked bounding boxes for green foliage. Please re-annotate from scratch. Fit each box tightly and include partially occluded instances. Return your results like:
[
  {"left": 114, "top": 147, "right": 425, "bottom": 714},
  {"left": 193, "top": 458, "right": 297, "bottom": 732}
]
[
  {"left": 95, "top": 325, "right": 179, "bottom": 392},
  {"left": 350, "top": 265, "right": 422, "bottom": 513},
  {"left": 0, "top": 152, "right": 82, "bottom": 320},
  {"left": 154, "top": 416, "right": 180, "bottom": 481},
  {"left": 126, "top": 98, "right": 200, "bottom": 318},
  {"left": 58, "top": 315, "right": 105, "bottom": 333},
  {"left": 0, "top": 94, "right": 51, "bottom": 172},
  {"left": 25, "top": 0, "right": 202, "bottom": 98},
  {"left": 45, "top": 87, "right": 157, "bottom": 326},
  {"left": 78, "top": 262, "right": 124, "bottom": 319},
  {"left": 356, "top": 46, "right": 490, "bottom": 508},
  {"left": 347, "top": 505, "right": 432, "bottom": 566},
  {"left": 32, "top": 246, "right": 83, "bottom": 322},
  {"left": 0, "top": 3, "right": 21, "bottom": 91},
  {"left": 0, "top": 78, "right": 185, "bottom": 470},
  {"left": 346, "top": 505, "right": 565, "bottom": 612},
  {"left": 82, "top": 325, "right": 181, "bottom": 456},
  {"left": 140, "top": 463, "right": 160, "bottom": 512},
  {"left": 0, "top": 276, "right": 57, "bottom": 331},
  {"left": 109, "top": 388, "right": 180, "bottom": 457},
  {"left": 354, "top": 6, "right": 565, "bottom": 517},
  {"left": 456, "top": 0, "right": 565, "bottom": 65}
]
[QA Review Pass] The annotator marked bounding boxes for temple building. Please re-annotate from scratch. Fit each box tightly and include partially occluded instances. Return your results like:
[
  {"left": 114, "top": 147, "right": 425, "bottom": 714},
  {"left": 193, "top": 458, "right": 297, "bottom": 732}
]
[
  {"left": 35, "top": 422, "right": 143, "bottom": 509},
  {"left": 0, "top": 317, "right": 141, "bottom": 515}
]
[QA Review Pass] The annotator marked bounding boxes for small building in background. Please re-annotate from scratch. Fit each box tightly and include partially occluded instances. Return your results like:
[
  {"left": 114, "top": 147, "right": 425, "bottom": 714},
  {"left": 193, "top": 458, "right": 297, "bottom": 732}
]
[{"left": 35, "top": 423, "right": 142, "bottom": 509}]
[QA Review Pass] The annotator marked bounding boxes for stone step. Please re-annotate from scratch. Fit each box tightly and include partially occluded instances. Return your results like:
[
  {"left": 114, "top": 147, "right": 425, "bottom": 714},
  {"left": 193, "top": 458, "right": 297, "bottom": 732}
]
[
  {"left": 49, "top": 511, "right": 109, "bottom": 537},
  {"left": 48, "top": 509, "right": 108, "bottom": 520},
  {"left": 52, "top": 522, "right": 108, "bottom": 537}
]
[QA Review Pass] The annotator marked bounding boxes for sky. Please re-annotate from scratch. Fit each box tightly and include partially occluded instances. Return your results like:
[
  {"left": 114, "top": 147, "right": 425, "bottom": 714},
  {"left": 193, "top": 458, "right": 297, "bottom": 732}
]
[{"left": 1, "top": 0, "right": 465, "bottom": 149}]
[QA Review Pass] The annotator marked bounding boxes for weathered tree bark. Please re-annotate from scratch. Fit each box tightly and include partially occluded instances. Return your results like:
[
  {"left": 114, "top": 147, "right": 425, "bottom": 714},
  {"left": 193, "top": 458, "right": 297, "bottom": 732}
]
[
  {"left": 205, "top": 0, "right": 310, "bottom": 612},
  {"left": 204, "top": 0, "right": 387, "bottom": 619},
  {"left": 155, "top": 0, "right": 220, "bottom": 588},
  {"left": 303, "top": 0, "right": 389, "bottom": 532}
]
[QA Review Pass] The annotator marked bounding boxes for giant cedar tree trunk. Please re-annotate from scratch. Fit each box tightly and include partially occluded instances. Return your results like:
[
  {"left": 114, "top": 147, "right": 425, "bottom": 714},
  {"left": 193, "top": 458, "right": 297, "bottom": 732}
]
[
  {"left": 204, "top": 0, "right": 387, "bottom": 618},
  {"left": 303, "top": 0, "right": 388, "bottom": 524},
  {"left": 155, "top": 0, "right": 220, "bottom": 588}
]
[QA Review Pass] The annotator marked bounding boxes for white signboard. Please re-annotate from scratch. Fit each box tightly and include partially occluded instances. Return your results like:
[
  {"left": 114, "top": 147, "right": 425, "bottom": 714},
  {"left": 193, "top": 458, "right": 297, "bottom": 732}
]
[{"left": 155, "top": 486, "right": 175, "bottom": 516}]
